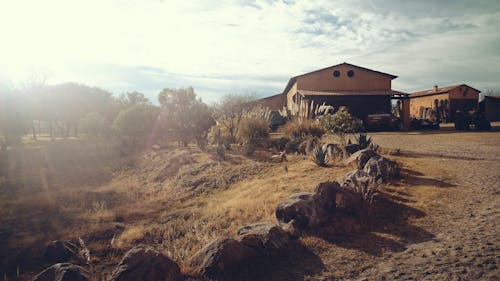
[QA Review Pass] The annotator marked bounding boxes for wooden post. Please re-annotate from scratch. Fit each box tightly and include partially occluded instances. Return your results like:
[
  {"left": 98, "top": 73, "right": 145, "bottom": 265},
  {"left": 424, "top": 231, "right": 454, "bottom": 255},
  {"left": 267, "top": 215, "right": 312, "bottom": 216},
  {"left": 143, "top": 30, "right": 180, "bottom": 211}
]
[{"left": 402, "top": 98, "right": 411, "bottom": 130}]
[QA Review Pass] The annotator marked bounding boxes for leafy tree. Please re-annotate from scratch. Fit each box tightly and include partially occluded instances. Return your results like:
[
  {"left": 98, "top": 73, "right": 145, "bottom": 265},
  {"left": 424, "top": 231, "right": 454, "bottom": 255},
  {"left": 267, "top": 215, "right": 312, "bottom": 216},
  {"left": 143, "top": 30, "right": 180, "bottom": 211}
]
[
  {"left": 213, "top": 93, "right": 255, "bottom": 143},
  {"left": 79, "top": 112, "right": 108, "bottom": 137},
  {"left": 321, "top": 106, "right": 363, "bottom": 147},
  {"left": 0, "top": 86, "right": 28, "bottom": 145},
  {"left": 158, "top": 87, "right": 214, "bottom": 147},
  {"left": 112, "top": 104, "right": 159, "bottom": 143},
  {"left": 118, "top": 91, "right": 150, "bottom": 108}
]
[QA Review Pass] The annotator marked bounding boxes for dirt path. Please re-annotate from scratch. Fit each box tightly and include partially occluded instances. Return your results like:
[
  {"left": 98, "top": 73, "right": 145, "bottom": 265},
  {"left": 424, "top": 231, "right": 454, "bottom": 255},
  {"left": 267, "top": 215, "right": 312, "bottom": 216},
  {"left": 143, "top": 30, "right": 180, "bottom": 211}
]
[{"left": 355, "top": 131, "right": 500, "bottom": 280}]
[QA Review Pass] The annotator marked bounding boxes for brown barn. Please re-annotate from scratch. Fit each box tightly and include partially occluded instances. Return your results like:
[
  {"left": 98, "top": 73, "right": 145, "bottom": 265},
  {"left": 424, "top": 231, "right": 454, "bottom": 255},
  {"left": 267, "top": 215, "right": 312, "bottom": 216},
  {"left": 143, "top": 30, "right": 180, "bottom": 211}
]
[
  {"left": 409, "top": 84, "right": 480, "bottom": 122},
  {"left": 254, "top": 93, "right": 285, "bottom": 111},
  {"left": 480, "top": 95, "right": 500, "bottom": 121},
  {"left": 281, "top": 62, "right": 406, "bottom": 120}
]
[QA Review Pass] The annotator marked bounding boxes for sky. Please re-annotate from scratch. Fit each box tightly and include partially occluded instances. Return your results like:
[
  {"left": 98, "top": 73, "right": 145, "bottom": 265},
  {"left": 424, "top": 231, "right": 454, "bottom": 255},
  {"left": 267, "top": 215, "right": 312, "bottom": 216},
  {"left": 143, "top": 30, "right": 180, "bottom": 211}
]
[{"left": 1, "top": 0, "right": 499, "bottom": 103}]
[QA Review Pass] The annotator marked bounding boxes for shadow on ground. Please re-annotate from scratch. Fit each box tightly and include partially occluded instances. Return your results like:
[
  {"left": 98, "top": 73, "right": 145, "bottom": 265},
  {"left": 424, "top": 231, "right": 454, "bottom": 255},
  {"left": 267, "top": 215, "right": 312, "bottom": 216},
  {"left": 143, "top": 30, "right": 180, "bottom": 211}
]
[{"left": 309, "top": 192, "right": 434, "bottom": 257}]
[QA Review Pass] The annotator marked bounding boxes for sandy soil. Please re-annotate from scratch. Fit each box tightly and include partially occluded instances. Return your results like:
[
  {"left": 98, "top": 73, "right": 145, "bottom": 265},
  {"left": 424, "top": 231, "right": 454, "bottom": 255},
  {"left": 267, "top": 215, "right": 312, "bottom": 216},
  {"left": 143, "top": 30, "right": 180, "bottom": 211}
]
[{"left": 353, "top": 130, "right": 500, "bottom": 281}]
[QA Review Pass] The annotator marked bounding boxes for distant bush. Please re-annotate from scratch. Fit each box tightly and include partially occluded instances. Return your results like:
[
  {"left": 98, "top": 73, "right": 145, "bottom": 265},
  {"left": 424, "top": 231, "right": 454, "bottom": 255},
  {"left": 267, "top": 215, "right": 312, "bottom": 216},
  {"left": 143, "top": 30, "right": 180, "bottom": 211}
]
[
  {"left": 112, "top": 104, "right": 159, "bottom": 142},
  {"left": 283, "top": 119, "right": 325, "bottom": 139},
  {"left": 79, "top": 112, "right": 108, "bottom": 137},
  {"left": 237, "top": 117, "right": 269, "bottom": 143}
]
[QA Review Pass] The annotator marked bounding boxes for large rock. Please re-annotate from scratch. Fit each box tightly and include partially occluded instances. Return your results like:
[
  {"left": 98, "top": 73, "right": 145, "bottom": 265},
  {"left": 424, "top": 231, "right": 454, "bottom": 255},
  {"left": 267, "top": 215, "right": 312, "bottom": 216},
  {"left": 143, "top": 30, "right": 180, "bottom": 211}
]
[
  {"left": 305, "top": 137, "right": 320, "bottom": 155},
  {"left": 345, "top": 149, "right": 379, "bottom": 170},
  {"left": 43, "top": 240, "right": 88, "bottom": 265},
  {"left": 322, "top": 143, "right": 342, "bottom": 159},
  {"left": 284, "top": 137, "right": 304, "bottom": 154},
  {"left": 32, "top": 263, "right": 89, "bottom": 281},
  {"left": 314, "top": 181, "right": 339, "bottom": 213},
  {"left": 236, "top": 222, "right": 292, "bottom": 256},
  {"left": 109, "top": 245, "right": 182, "bottom": 281},
  {"left": 363, "top": 156, "right": 400, "bottom": 183},
  {"left": 187, "top": 237, "right": 257, "bottom": 277},
  {"left": 275, "top": 182, "right": 339, "bottom": 231}
]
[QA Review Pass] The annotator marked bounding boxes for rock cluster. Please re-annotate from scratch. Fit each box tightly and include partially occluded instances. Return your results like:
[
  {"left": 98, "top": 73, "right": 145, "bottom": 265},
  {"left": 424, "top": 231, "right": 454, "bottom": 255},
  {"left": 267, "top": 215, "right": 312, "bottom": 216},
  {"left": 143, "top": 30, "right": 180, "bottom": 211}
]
[
  {"left": 32, "top": 148, "right": 400, "bottom": 281},
  {"left": 109, "top": 245, "right": 182, "bottom": 281}
]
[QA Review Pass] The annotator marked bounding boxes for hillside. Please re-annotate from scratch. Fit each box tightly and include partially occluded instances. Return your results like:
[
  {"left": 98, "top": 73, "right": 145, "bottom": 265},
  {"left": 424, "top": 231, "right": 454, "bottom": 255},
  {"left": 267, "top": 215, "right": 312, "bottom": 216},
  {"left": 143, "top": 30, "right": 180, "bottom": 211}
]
[{"left": 1, "top": 129, "right": 499, "bottom": 280}]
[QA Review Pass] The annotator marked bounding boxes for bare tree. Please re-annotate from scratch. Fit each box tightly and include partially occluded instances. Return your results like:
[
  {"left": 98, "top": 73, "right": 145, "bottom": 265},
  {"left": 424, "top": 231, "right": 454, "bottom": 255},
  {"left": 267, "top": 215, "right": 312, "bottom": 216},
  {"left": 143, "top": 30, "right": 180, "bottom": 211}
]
[{"left": 213, "top": 93, "right": 255, "bottom": 143}]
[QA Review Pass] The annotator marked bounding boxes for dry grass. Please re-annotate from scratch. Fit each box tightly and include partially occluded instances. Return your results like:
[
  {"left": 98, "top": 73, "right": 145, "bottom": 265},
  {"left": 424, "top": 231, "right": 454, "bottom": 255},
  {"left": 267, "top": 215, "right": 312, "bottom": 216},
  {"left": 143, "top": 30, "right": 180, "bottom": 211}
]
[{"left": 3, "top": 129, "right": 498, "bottom": 280}]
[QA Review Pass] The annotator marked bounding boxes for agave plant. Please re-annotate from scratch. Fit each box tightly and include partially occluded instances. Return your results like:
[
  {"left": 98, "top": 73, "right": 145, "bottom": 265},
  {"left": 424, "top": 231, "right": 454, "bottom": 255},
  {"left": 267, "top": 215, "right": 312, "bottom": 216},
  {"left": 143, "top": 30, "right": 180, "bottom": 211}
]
[
  {"left": 311, "top": 145, "right": 329, "bottom": 167},
  {"left": 355, "top": 133, "right": 372, "bottom": 149}
]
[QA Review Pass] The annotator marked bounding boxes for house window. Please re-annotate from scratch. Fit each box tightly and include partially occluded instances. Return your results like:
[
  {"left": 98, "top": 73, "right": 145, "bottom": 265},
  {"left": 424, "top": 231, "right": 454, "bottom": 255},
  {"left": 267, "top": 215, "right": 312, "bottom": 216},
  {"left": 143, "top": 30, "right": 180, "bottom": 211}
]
[
  {"left": 333, "top": 70, "right": 340, "bottom": 77},
  {"left": 347, "top": 70, "right": 355, "bottom": 77}
]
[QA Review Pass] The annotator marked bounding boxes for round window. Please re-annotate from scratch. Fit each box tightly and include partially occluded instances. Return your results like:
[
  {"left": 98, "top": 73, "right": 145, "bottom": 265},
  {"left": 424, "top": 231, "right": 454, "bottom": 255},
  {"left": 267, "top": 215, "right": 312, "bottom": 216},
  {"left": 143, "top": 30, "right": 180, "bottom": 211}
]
[
  {"left": 333, "top": 70, "right": 340, "bottom": 77},
  {"left": 347, "top": 70, "right": 355, "bottom": 77}
]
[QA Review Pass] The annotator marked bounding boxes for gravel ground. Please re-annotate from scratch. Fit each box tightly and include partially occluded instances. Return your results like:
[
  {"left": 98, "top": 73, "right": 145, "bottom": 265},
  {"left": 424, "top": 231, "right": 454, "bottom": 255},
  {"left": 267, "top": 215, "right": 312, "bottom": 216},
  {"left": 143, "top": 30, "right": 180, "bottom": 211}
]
[{"left": 355, "top": 128, "right": 500, "bottom": 281}]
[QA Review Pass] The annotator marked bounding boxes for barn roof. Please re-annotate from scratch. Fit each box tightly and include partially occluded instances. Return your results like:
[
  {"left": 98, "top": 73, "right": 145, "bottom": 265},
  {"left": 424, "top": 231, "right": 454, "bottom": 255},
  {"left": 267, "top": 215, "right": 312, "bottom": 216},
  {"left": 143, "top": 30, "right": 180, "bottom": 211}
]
[
  {"left": 282, "top": 62, "right": 398, "bottom": 95},
  {"left": 410, "top": 84, "right": 481, "bottom": 98}
]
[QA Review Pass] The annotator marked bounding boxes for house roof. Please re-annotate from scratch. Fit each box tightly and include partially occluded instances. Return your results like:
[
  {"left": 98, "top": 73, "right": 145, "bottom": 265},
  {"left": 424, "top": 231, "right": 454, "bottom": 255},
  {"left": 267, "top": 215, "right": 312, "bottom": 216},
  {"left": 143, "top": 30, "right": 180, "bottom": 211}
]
[
  {"left": 298, "top": 89, "right": 408, "bottom": 97},
  {"left": 282, "top": 62, "right": 398, "bottom": 95},
  {"left": 410, "top": 84, "right": 481, "bottom": 98},
  {"left": 484, "top": 95, "right": 500, "bottom": 100},
  {"left": 258, "top": 93, "right": 283, "bottom": 101}
]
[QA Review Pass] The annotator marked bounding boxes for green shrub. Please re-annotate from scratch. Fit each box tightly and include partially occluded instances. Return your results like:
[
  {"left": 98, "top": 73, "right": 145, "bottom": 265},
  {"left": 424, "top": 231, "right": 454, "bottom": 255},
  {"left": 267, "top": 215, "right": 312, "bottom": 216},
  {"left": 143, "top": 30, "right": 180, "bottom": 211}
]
[
  {"left": 321, "top": 106, "right": 363, "bottom": 146},
  {"left": 283, "top": 119, "right": 325, "bottom": 139},
  {"left": 237, "top": 117, "right": 269, "bottom": 143}
]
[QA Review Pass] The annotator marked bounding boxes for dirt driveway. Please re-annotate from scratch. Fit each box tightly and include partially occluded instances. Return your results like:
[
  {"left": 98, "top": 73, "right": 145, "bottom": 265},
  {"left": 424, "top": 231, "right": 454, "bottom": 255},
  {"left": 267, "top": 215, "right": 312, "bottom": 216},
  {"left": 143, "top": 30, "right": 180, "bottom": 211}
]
[{"left": 356, "top": 127, "right": 500, "bottom": 280}]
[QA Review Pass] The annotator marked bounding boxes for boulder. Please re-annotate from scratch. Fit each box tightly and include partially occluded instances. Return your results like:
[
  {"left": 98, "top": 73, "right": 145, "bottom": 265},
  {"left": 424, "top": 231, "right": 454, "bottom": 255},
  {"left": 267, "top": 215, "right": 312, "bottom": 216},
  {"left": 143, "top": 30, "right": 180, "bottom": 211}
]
[
  {"left": 305, "top": 137, "right": 320, "bottom": 155},
  {"left": 284, "top": 137, "right": 304, "bottom": 154},
  {"left": 43, "top": 240, "right": 88, "bottom": 265},
  {"left": 109, "top": 245, "right": 182, "bottom": 281},
  {"left": 236, "top": 222, "right": 292, "bottom": 255},
  {"left": 297, "top": 140, "right": 307, "bottom": 155},
  {"left": 32, "top": 263, "right": 89, "bottom": 281},
  {"left": 345, "top": 149, "right": 379, "bottom": 169},
  {"left": 344, "top": 144, "right": 360, "bottom": 156},
  {"left": 314, "top": 181, "right": 339, "bottom": 213},
  {"left": 275, "top": 181, "right": 340, "bottom": 231},
  {"left": 322, "top": 143, "right": 342, "bottom": 159},
  {"left": 363, "top": 156, "right": 400, "bottom": 183},
  {"left": 187, "top": 237, "right": 257, "bottom": 277}
]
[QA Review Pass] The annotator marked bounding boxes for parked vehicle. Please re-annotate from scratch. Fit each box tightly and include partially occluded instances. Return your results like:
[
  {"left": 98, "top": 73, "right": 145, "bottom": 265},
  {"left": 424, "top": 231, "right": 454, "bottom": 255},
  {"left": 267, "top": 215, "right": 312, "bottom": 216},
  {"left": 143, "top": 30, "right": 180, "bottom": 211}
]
[
  {"left": 364, "top": 114, "right": 400, "bottom": 131},
  {"left": 454, "top": 110, "right": 491, "bottom": 131},
  {"left": 410, "top": 108, "right": 441, "bottom": 130}
]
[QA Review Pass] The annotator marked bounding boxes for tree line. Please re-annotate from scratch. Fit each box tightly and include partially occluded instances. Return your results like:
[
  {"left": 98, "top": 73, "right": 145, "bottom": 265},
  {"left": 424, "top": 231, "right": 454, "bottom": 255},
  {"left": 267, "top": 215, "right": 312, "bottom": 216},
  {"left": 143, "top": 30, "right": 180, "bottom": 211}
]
[{"left": 0, "top": 80, "right": 256, "bottom": 149}]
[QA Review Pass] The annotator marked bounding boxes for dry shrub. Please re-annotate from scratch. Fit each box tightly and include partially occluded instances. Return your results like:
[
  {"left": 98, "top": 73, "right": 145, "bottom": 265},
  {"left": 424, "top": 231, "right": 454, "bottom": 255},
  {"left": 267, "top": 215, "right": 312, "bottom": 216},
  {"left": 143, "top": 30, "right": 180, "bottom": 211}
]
[
  {"left": 207, "top": 123, "right": 232, "bottom": 146},
  {"left": 237, "top": 117, "right": 269, "bottom": 143},
  {"left": 283, "top": 119, "right": 325, "bottom": 138}
]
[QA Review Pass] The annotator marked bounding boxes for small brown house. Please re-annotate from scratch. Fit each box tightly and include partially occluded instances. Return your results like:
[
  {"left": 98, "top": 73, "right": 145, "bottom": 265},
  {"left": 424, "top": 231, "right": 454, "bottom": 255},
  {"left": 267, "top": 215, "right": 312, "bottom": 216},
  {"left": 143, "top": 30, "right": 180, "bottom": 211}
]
[
  {"left": 281, "top": 62, "right": 405, "bottom": 120},
  {"left": 254, "top": 93, "right": 285, "bottom": 111},
  {"left": 480, "top": 95, "right": 500, "bottom": 121},
  {"left": 409, "top": 84, "right": 480, "bottom": 122}
]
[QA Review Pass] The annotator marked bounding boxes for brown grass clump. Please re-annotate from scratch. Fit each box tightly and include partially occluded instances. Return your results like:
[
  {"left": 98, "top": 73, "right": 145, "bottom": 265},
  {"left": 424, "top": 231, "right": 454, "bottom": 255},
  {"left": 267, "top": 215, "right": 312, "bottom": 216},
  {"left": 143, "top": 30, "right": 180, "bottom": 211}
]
[{"left": 282, "top": 119, "right": 325, "bottom": 138}]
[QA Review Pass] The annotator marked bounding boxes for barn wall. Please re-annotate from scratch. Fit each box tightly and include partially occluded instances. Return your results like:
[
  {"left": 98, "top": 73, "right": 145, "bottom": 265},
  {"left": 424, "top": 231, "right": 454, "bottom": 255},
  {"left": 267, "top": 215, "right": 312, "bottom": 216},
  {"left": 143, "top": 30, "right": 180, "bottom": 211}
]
[
  {"left": 484, "top": 97, "right": 500, "bottom": 121},
  {"left": 296, "top": 64, "right": 392, "bottom": 92},
  {"left": 286, "top": 81, "right": 298, "bottom": 112}
]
